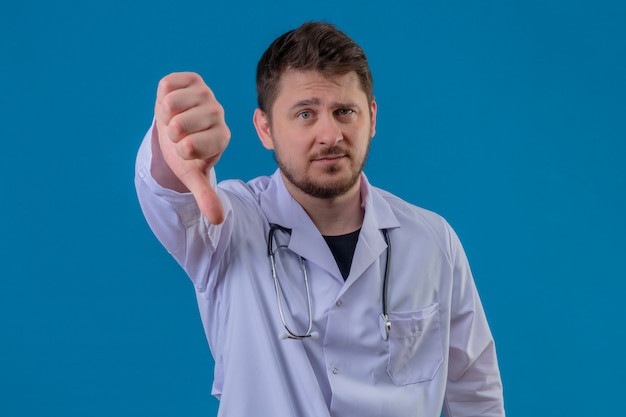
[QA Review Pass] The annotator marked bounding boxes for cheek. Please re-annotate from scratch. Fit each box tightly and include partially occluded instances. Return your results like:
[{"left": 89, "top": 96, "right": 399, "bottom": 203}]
[{"left": 275, "top": 143, "right": 299, "bottom": 165}]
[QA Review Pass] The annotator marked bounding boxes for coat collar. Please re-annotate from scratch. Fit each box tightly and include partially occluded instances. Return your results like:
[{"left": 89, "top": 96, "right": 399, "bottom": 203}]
[{"left": 259, "top": 170, "right": 400, "bottom": 285}]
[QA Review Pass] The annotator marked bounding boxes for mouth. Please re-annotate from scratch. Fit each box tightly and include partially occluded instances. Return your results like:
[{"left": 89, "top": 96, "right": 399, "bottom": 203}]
[
  {"left": 314, "top": 155, "right": 345, "bottom": 162},
  {"left": 311, "top": 147, "right": 349, "bottom": 163},
  {"left": 311, "top": 154, "right": 348, "bottom": 167}
]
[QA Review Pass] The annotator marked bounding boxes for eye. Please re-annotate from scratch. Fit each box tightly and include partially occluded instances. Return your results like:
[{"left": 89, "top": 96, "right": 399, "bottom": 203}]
[
  {"left": 336, "top": 108, "right": 354, "bottom": 116},
  {"left": 297, "top": 111, "right": 313, "bottom": 120}
]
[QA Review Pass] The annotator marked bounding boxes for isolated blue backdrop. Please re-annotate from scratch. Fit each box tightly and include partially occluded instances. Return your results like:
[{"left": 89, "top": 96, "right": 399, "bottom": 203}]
[{"left": 1, "top": 0, "right": 624, "bottom": 416}]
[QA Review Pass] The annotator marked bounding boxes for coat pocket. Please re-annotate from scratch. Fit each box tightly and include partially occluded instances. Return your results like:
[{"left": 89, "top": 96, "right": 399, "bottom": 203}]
[{"left": 387, "top": 303, "right": 443, "bottom": 385}]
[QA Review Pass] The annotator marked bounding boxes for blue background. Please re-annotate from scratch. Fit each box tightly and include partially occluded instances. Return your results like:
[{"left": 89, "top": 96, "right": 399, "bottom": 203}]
[{"left": 1, "top": 0, "right": 624, "bottom": 415}]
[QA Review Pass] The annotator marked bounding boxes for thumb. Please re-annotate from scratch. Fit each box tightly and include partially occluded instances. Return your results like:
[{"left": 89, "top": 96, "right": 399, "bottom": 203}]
[{"left": 182, "top": 168, "right": 225, "bottom": 225}]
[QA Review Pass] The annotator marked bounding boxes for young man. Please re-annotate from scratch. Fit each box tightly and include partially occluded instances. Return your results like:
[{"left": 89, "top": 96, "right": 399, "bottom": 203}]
[{"left": 135, "top": 22, "right": 505, "bottom": 417}]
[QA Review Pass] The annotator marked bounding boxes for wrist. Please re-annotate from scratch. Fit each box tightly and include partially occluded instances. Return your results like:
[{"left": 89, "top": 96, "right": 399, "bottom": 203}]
[{"left": 150, "top": 123, "right": 189, "bottom": 193}]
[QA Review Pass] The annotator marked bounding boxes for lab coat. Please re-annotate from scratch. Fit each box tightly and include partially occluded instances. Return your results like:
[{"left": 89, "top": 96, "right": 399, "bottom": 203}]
[{"left": 135, "top": 126, "right": 505, "bottom": 417}]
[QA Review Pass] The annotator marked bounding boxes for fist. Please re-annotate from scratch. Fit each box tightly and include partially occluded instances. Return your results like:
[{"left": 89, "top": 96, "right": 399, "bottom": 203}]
[
  {"left": 154, "top": 72, "right": 231, "bottom": 224},
  {"left": 155, "top": 72, "right": 230, "bottom": 163}
]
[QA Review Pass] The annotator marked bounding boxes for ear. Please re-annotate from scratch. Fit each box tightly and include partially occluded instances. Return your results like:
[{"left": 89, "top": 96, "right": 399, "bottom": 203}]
[
  {"left": 253, "top": 108, "right": 274, "bottom": 150},
  {"left": 370, "top": 99, "right": 377, "bottom": 138}
]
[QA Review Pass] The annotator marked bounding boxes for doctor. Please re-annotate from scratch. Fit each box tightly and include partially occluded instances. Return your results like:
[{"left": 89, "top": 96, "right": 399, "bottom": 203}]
[{"left": 135, "top": 21, "right": 505, "bottom": 417}]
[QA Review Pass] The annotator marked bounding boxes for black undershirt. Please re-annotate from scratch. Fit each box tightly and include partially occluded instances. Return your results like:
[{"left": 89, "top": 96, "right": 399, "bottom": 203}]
[{"left": 323, "top": 229, "right": 361, "bottom": 280}]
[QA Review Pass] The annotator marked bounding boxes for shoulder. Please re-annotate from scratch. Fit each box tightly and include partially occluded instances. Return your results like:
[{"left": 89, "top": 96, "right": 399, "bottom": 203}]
[
  {"left": 211, "top": 176, "right": 273, "bottom": 236},
  {"left": 374, "top": 187, "right": 448, "bottom": 228},
  {"left": 217, "top": 175, "right": 271, "bottom": 203},
  {"left": 372, "top": 186, "right": 459, "bottom": 255}
]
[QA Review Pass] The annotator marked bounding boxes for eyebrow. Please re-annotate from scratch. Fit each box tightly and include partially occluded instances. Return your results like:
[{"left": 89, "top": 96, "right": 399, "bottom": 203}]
[
  {"left": 289, "top": 98, "right": 361, "bottom": 112},
  {"left": 289, "top": 98, "right": 321, "bottom": 112}
]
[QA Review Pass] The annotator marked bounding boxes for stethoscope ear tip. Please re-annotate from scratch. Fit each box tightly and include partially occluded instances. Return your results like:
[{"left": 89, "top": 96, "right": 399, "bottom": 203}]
[{"left": 310, "top": 331, "right": 319, "bottom": 339}]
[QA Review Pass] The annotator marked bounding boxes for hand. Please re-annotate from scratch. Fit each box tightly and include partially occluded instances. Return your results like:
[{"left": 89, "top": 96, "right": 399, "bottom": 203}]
[{"left": 154, "top": 72, "right": 230, "bottom": 224}]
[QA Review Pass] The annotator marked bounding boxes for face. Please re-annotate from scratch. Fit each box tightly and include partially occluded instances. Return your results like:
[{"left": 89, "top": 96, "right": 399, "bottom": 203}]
[{"left": 254, "top": 70, "right": 377, "bottom": 200}]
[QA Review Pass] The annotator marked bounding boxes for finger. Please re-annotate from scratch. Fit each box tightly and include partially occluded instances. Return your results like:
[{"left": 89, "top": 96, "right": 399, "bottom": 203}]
[
  {"left": 157, "top": 86, "right": 215, "bottom": 126},
  {"left": 195, "top": 182, "right": 225, "bottom": 225},
  {"left": 167, "top": 105, "right": 223, "bottom": 143},
  {"left": 156, "top": 72, "right": 203, "bottom": 102},
  {"left": 174, "top": 124, "right": 231, "bottom": 161},
  {"left": 156, "top": 73, "right": 206, "bottom": 125},
  {"left": 157, "top": 89, "right": 199, "bottom": 125},
  {"left": 180, "top": 168, "right": 225, "bottom": 225}
]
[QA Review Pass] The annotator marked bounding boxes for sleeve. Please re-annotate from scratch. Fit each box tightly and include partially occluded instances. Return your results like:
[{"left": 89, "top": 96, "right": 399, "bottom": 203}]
[
  {"left": 134, "top": 122, "right": 233, "bottom": 292},
  {"left": 442, "top": 226, "right": 506, "bottom": 417}
]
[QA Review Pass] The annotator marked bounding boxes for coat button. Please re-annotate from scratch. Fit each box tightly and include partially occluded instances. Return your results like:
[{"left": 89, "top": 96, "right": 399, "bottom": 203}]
[
  {"left": 335, "top": 300, "right": 342, "bottom": 307},
  {"left": 332, "top": 367, "right": 339, "bottom": 375}
]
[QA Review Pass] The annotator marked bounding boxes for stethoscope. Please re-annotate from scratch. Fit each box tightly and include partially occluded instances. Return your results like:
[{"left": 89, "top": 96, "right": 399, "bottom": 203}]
[{"left": 267, "top": 224, "right": 392, "bottom": 341}]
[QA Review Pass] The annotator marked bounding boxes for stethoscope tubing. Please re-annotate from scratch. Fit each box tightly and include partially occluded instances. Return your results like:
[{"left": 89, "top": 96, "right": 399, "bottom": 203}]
[{"left": 268, "top": 224, "right": 391, "bottom": 340}]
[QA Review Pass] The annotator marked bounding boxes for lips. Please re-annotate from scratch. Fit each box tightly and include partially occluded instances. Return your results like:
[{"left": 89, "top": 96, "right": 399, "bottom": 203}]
[
  {"left": 315, "top": 155, "right": 344, "bottom": 161},
  {"left": 311, "top": 147, "right": 348, "bottom": 162},
  {"left": 311, "top": 155, "right": 347, "bottom": 167}
]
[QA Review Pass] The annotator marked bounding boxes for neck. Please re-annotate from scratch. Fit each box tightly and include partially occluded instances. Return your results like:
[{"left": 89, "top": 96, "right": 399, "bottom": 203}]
[{"left": 282, "top": 174, "right": 364, "bottom": 236}]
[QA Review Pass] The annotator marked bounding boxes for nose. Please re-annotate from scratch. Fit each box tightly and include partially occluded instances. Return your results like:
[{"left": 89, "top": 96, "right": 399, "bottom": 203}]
[{"left": 316, "top": 113, "right": 343, "bottom": 146}]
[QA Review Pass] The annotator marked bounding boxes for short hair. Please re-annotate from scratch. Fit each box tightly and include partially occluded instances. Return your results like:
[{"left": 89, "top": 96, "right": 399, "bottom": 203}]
[{"left": 256, "top": 22, "right": 374, "bottom": 116}]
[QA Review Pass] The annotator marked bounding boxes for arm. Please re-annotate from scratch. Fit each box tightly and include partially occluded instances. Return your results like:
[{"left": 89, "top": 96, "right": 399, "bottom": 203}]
[
  {"left": 152, "top": 71, "right": 230, "bottom": 224},
  {"left": 442, "top": 228, "right": 505, "bottom": 417},
  {"left": 134, "top": 72, "right": 232, "bottom": 290}
]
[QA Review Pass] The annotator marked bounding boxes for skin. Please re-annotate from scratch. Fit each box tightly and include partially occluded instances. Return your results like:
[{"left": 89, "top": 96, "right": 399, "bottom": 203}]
[
  {"left": 152, "top": 70, "right": 377, "bottom": 235},
  {"left": 153, "top": 72, "right": 230, "bottom": 224},
  {"left": 254, "top": 70, "right": 377, "bottom": 235}
]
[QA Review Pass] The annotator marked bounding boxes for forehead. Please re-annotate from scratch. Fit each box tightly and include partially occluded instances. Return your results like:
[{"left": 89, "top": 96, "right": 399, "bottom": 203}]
[{"left": 274, "top": 70, "right": 366, "bottom": 105}]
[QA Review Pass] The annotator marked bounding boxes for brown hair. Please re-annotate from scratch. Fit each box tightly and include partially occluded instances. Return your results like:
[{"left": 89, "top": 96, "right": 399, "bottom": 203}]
[{"left": 256, "top": 22, "right": 374, "bottom": 116}]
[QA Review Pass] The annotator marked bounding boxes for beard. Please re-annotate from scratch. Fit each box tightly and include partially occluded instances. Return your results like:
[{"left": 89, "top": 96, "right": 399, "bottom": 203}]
[{"left": 274, "top": 140, "right": 371, "bottom": 199}]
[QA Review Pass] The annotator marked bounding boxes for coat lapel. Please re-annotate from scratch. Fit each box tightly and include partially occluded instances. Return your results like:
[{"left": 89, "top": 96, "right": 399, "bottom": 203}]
[{"left": 259, "top": 170, "right": 401, "bottom": 287}]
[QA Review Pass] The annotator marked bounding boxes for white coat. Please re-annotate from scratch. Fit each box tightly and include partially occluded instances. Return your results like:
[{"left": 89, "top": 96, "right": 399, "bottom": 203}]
[{"left": 135, "top": 126, "right": 505, "bottom": 417}]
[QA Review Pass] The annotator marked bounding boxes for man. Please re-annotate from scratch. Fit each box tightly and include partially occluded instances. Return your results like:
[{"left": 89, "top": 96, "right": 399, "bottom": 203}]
[{"left": 135, "top": 21, "right": 505, "bottom": 417}]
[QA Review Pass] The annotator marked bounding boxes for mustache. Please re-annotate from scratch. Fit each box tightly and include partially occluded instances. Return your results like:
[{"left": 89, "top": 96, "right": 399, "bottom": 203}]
[{"left": 311, "top": 145, "right": 350, "bottom": 159}]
